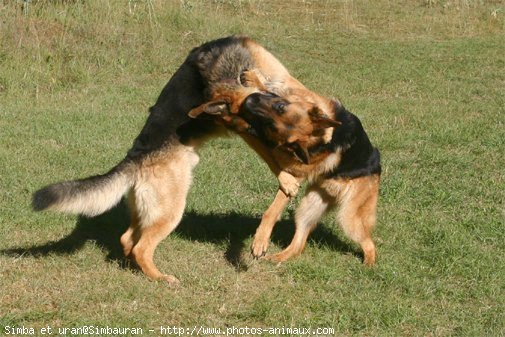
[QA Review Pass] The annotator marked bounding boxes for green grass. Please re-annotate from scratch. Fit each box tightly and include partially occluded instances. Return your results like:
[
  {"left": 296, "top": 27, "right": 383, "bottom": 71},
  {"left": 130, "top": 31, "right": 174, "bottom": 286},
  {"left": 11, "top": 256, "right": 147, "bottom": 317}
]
[{"left": 1, "top": 0, "right": 504, "bottom": 336}]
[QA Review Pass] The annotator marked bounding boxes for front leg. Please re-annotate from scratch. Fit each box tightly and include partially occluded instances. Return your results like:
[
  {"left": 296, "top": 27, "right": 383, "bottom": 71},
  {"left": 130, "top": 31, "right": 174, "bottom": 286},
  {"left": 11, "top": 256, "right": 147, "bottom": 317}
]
[
  {"left": 239, "top": 133, "right": 301, "bottom": 197},
  {"left": 277, "top": 171, "right": 300, "bottom": 198},
  {"left": 239, "top": 133, "right": 304, "bottom": 257},
  {"left": 265, "top": 186, "right": 329, "bottom": 263},
  {"left": 251, "top": 189, "right": 290, "bottom": 258}
]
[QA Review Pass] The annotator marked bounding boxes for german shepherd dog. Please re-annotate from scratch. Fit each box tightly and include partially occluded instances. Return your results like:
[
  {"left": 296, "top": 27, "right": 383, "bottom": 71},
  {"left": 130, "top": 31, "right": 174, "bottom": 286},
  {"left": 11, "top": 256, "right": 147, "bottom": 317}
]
[
  {"left": 189, "top": 69, "right": 381, "bottom": 265},
  {"left": 32, "top": 36, "right": 326, "bottom": 283}
]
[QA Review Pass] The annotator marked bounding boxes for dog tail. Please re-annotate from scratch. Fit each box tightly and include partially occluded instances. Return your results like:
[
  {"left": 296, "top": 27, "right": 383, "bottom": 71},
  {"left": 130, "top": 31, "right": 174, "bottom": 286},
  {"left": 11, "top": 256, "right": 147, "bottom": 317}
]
[{"left": 32, "top": 159, "right": 137, "bottom": 217}]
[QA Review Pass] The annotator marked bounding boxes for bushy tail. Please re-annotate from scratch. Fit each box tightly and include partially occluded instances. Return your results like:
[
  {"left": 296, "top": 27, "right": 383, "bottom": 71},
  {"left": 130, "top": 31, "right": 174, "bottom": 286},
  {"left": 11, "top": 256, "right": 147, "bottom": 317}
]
[{"left": 32, "top": 159, "right": 136, "bottom": 217}]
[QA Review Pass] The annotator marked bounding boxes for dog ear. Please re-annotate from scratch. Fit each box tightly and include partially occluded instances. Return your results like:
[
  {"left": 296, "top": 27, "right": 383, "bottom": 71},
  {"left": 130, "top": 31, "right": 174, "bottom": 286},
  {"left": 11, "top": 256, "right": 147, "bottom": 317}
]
[
  {"left": 288, "top": 142, "right": 310, "bottom": 165},
  {"left": 309, "top": 106, "right": 341, "bottom": 129},
  {"left": 188, "top": 101, "right": 229, "bottom": 118}
]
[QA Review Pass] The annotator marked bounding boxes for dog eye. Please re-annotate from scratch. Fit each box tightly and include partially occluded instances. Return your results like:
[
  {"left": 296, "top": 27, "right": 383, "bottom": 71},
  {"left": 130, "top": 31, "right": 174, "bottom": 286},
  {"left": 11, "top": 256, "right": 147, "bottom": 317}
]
[{"left": 272, "top": 102, "right": 286, "bottom": 114}]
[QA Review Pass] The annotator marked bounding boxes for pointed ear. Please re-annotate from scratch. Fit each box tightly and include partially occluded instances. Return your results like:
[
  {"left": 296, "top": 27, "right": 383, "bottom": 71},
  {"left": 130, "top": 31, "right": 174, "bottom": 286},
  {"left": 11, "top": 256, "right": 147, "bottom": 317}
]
[
  {"left": 289, "top": 142, "right": 310, "bottom": 165},
  {"left": 188, "top": 100, "right": 228, "bottom": 118},
  {"left": 309, "top": 106, "right": 341, "bottom": 129}
]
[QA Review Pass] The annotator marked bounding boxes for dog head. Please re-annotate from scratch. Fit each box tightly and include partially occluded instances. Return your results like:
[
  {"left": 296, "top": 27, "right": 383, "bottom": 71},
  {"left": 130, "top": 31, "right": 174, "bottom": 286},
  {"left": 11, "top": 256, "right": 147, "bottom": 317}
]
[
  {"left": 188, "top": 91, "right": 341, "bottom": 165},
  {"left": 239, "top": 92, "right": 341, "bottom": 164}
]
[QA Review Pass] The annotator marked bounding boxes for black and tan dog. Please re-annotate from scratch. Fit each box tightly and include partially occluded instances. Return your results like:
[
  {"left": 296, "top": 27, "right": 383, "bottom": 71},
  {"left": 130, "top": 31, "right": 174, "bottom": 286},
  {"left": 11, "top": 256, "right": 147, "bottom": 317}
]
[
  {"left": 32, "top": 36, "right": 330, "bottom": 283},
  {"left": 189, "top": 69, "right": 381, "bottom": 265}
]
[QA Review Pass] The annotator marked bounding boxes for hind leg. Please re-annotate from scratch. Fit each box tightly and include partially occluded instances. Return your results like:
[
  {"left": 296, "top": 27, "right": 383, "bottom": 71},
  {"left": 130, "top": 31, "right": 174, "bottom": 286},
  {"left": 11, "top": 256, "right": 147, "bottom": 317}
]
[
  {"left": 120, "top": 226, "right": 136, "bottom": 258},
  {"left": 130, "top": 211, "right": 185, "bottom": 284},
  {"left": 120, "top": 190, "right": 141, "bottom": 258},
  {"left": 265, "top": 187, "right": 330, "bottom": 262},
  {"left": 336, "top": 176, "right": 379, "bottom": 266},
  {"left": 129, "top": 146, "right": 199, "bottom": 283}
]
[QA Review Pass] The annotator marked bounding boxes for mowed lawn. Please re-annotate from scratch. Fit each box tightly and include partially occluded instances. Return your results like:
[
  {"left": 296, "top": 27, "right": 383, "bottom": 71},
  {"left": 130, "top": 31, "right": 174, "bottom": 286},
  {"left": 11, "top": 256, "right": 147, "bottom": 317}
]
[{"left": 1, "top": 1, "right": 504, "bottom": 336}]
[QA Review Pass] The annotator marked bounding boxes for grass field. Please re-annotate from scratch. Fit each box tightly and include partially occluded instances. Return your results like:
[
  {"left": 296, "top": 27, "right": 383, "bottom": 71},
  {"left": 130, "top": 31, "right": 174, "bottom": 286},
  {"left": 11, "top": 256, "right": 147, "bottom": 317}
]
[{"left": 1, "top": 0, "right": 504, "bottom": 336}]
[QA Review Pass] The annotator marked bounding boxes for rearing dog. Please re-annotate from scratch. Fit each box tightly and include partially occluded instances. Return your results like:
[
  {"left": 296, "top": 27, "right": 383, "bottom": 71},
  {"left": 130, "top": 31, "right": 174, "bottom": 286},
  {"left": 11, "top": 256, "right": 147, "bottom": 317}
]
[
  {"left": 189, "top": 69, "right": 381, "bottom": 265},
  {"left": 32, "top": 36, "right": 334, "bottom": 283}
]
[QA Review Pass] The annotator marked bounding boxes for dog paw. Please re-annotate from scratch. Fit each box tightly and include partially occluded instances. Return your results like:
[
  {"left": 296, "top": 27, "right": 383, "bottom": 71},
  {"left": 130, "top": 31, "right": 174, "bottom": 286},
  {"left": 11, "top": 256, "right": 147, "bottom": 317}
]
[
  {"left": 361, "top": 239, "right": 376, "bottom": 266},
  {"left": 161, "top": 274, "right": 181, "bottom": 286},
  {"left": 263, "top": 252, "right": 288, "bottom": 263},
  {"left": 278, "top": 171, "right": 300, "bottom": 197},
  {"left": 251, "top": 237, "right": 270, "bottom": 258},
  {"left": 239, "top": 69, "right": 253, "bottom": 87},
  {"left": 263, "top": 246, "right": 299, "bottom": 263},
  {"left": 363, "top": 250, "right": 376, "bottom": 267},
  {"left": 240, "top": 69, "right": 264, "bottom": 88}
]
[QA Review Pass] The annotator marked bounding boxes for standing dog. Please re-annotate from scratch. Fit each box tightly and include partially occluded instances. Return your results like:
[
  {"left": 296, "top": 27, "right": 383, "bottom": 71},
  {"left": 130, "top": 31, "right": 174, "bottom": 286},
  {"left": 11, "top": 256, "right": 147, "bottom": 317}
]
[
  {"left": 32, "top": 36, "right": 328, "bottom": 283},
  {"left": 189, "top": 70, "right": 381, "bottom": 265}
]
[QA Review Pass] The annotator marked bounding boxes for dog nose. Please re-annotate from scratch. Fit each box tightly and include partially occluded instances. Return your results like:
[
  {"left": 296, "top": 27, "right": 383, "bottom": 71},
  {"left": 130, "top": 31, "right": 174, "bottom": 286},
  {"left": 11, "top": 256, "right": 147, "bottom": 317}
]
[
  {"left": 243, "top": 93, "right": 269, "bottom": 118},
  {"left": 244, "top": 93, "right": 262, "bottom": 108},
  {"left": 245, "top": 93, "right": 260, "bottom": 106},
  {"left": 245, "top": 92, "right": 279, "bottom": 108}
]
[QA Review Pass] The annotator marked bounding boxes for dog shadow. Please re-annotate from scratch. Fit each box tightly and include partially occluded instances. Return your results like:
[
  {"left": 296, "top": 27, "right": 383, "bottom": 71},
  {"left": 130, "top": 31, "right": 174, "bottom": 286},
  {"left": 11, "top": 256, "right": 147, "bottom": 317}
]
[{"left": 1, "top": 201, "right": 356, "bottom": 272}]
